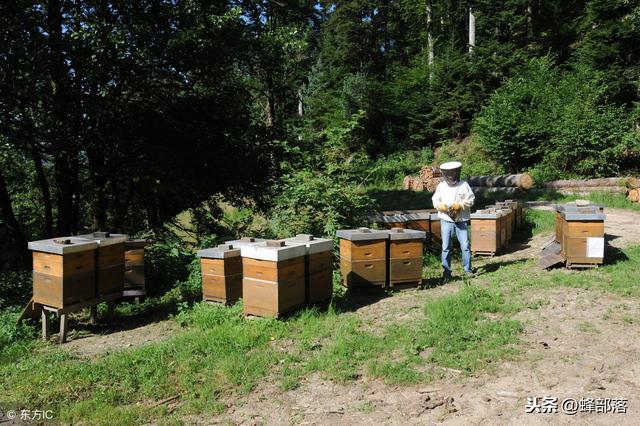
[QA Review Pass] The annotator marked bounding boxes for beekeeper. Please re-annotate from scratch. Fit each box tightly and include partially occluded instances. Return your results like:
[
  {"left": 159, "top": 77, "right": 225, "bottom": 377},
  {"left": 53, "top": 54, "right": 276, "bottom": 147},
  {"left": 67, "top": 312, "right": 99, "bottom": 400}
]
[{"left": 431, "top": 161, "right": 475, "bottom": 279}]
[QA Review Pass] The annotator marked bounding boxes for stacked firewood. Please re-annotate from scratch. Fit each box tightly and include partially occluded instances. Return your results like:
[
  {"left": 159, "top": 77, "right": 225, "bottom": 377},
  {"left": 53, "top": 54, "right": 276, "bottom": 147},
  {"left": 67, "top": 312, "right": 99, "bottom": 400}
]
[
  {"left": 627, "top": 177, "right": 640, "bottom": 203},
  {"left": 402, "top": 166, "right": 443, "bottom": 192}
]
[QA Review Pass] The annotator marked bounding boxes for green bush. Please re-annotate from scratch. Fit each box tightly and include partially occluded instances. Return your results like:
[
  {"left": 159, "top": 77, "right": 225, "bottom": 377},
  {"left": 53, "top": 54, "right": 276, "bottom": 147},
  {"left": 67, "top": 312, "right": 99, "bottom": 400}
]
[
  {"left": 434, "top": 135, "right": 503, "bottom": 179},
  {"left": 0, "top": 308, "right": 35, "bottom": 358},
  {"left": 475, "top": 57, "right": 637, "bottom": 178},
  {"left": 269, "top": 170, "right": 376, "bottom": 238}
]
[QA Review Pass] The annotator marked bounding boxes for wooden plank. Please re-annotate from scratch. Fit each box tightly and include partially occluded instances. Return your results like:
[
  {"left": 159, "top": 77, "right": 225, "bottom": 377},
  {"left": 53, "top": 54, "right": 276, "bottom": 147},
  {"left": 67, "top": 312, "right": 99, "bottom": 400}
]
[
  {"left": 41, "top": 309, "right": 49, "bottom": 341},
  {"left": 59, "top": 313, "right": 68, "bottom": 344}
]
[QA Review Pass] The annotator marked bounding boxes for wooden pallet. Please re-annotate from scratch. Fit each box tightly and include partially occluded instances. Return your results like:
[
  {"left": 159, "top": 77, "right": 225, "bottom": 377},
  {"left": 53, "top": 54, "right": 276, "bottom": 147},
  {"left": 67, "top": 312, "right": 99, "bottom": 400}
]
[
  {"left": 566, "top": 262, "right": 600, "bottom": 269},
  {"left": 473, "top": 250, "right": 497, "bottom": 257},
  {"left": 37, "top": 291, "right": 121, "bottom": 344},
  {"left": 388, "top": 280, "right": 422, "bottom": 289},
  {"left": 204, "top": 297, "right": 237, "bottom": 306}
]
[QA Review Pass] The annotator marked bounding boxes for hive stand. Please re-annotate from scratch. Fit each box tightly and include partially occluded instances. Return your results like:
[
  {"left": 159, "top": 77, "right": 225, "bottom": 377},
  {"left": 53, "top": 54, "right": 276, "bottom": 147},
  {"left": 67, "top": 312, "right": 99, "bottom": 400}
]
[{"left": 37, "top": 293, "right": 119, "bottom": 343}]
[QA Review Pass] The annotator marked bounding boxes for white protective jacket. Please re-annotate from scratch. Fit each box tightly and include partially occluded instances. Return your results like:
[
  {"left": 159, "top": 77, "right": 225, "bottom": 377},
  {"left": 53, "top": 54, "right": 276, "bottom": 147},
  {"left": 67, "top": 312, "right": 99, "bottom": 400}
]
[{"left": 431, "top": 180, "right": 475, "bottom": 222}]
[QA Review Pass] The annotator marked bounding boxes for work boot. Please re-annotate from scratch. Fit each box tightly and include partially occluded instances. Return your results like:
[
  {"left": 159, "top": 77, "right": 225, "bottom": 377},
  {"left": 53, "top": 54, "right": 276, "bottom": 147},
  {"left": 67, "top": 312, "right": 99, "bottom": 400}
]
[{"left": 442, "top": 270, "right": 452, "bottom": 280}]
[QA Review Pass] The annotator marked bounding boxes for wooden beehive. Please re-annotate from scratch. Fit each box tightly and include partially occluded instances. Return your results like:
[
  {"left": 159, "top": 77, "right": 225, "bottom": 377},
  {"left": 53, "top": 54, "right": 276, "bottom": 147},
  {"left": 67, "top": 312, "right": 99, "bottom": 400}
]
[
  {"left": 124, "top": 240, "right": 148, "bottom": 292},
  {"left": 382, "top": 214, "right": 407, "bottom": 229},
  {"left": 404, "top": 210, "right": 433, "bottom": 234},
  {"left": 240, "top": 240, "right": 307, "bottom": 317},
  {"left": 28, "top": 237, "right": 98, "bottom": 309},
  {"left": 387, "top": 228, "right": 425, "bottom": 287},
  {"left": 337, "top": 228, "right": 388, "bottom": 288},
  {"left": 470, "top": 211, "right": 502, "bottom": 255},
  {"left": 284, "top": 234, "right": 334, "bottom": 305},
  {"left": 77, "top": 232, "right": 127, "bottom": 297},
  {"left": 429, "top": 213, "right": 442, "bottom": 248},
  {"left": 559, "top": 207, "right": 606, "bottom": 267},
  {"left": 197, "top": 244, "right": 242, "bottom": 304}
]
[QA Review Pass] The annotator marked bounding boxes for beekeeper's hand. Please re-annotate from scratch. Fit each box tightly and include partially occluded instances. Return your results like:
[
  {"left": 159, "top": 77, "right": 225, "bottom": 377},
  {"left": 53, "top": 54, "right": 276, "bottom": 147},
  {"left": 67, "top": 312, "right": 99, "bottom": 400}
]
[
  {"left": 451, "top": 203, "right": 462, "bottom": 212},
  {"left": 438, "top": 203, "right": 447, "bottom": 212}
]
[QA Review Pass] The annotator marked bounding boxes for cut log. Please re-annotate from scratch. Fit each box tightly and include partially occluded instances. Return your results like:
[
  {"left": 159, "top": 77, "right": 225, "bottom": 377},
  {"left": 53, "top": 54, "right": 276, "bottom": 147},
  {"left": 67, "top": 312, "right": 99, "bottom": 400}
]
[
  {"left": 425, "top": 177, "right": 443, "bottom": 192},
  {"left": 628, "top": 188, "right": 640, "bottom": 203},
  {"left": 467, "top": 174, "right": 534, "bottom": 189},
  {"left": 626, "top": 177, "right": 639, "bottom": 189},
  {"left": 411, "top": 178, "right": 425, "bottom": 192},
  {"left": 471, "top": 186, "right": 523, "bottom": 194},
  {"left": 420, "top": 166, "right": 441, "bottom": 179},
  {"left": 403, "top": 176, "right": 414, "bottom": 190},
  {"left": 541, "top": 177, "right": 630, "bottom": 189},
  {"left": 539, "top": 186, "right": 628, "bottom": 194}
]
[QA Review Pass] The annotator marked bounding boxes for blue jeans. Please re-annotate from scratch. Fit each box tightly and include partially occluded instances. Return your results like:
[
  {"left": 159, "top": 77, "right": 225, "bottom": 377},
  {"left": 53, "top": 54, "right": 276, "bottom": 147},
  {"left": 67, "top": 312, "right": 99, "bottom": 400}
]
[{"left": 441, "top": 220, "right": 472, "bottom": 273}]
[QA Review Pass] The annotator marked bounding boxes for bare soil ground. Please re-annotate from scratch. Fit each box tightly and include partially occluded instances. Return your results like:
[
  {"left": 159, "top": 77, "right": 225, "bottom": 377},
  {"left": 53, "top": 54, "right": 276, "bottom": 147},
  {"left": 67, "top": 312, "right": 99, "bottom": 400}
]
[{"left": 63, "top": 205, "right": 640, "bottom": 424}]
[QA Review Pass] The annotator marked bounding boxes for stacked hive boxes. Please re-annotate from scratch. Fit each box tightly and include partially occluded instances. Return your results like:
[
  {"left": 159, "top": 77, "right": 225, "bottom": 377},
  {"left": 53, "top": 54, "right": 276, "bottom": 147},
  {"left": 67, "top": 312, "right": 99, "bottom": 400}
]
[
  {"left": 197, "top": 244, "right": 243, "bottom": 304},
  {"left": 77, "top": 232, "right": 127, "bottom": 297},
  {"left": 387, "top": 228, "right": 426, "bottom": 287},
  {"left": 337, "top": 228, "right": 388, "bottom": 288},
  {"left": 28, "top": 237, "right": 98, "bottom": 308},
  {"left": 124, "top": 240, "right": 147, "bottom": 293},
  {"left": 284, "top": 234, "right": 334, "bottom": 305},
  {"left": 241, "top": 240, "right": 307, "bottom": 317},
  {"left": 429, "top": 213, "right": 442, "bottom": 248},
  {"left": 382, "top": 214, "right": 407, "bottom": 229},
  {"left": 555, "top": 203, "right": 606, "bottom": 268},
  {"left": 470, "top": 210, "right": 503, "bottom": 256},
  {"left": 404, "top": 210, "right": 432, "bottom": 234}
]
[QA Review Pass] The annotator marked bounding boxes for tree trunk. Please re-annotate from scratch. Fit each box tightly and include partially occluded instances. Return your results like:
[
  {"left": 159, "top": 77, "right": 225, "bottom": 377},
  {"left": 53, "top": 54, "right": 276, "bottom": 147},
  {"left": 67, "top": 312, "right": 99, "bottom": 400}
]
[
  {"left": 467, "top": 174, "right": 534, "bottom": 189},
  {"left": 426, "top": 0, "right": 434, "bottom": 79},
  {"left": 47, "top": 0, "right": 76, "bottom": 236},
  {"left": 29, "top": 144, "right": 53, "bottom": 237},
  {"left": 468, "top": 7, "right": 476, "bottom": 54},
  {"left": 541, "top": 177, "right": 631, "bottom": 189},
  {"left": 0, "top": 168, "right": 30, "bottom": 266}
]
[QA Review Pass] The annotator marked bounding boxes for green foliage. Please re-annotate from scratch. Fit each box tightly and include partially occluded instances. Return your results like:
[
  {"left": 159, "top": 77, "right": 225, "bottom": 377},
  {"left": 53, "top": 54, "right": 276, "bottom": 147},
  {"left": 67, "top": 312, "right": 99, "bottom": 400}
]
[
  {"left": 269, "top": 170, "right": 376, "bottom": 238},
  {"left": 475, "top": 57, "right": 638, "bottom": 178},
  {"left": 0, "top": 308, "right": 36, "bottom": 360},
  {"left": 435, "top": 136, "right": 503, "bottom": 179}
]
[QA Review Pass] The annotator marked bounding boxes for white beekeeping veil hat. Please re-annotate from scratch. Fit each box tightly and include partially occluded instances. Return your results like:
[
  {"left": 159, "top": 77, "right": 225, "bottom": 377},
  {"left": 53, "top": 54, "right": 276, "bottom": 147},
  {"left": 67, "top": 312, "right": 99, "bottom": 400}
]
[{"left": 440, "top": 161, "right": 462, "bottom": 187}]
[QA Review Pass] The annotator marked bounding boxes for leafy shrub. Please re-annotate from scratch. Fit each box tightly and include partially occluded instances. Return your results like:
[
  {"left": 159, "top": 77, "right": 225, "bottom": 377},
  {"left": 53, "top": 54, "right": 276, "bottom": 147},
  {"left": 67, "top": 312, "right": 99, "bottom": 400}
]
[
  {"left": 0, "top": 308, "right": 35, "bottom": 356},
  {"left": 434, "top": 135, "right": 503, "bottom": 179},
  {"left": 0, "top": 270, "right": 32, "bottom": 310},
  {"left": 475, "top": 57, "right": 637, "bottom": 178},
  {"left": 269, "top": 170, "right": 376, "bottom": 238}
]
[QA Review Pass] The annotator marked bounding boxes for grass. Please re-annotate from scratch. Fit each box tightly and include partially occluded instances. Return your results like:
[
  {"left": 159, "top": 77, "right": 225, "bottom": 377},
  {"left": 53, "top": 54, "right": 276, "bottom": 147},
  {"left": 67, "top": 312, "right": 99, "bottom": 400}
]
[{"left": 1, "top": 192, "right": 639, "bottom": 424}]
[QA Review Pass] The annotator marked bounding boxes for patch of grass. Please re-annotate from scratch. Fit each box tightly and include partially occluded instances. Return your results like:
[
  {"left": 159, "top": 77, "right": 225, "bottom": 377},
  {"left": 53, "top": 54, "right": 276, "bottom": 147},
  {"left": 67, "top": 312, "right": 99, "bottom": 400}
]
[
  {"left": 0, "top": 280, "right": 524, "bottom": 423},
  {"left": 577, "top": 321, "right": 599, "bottom": 333},
  {"left": 524, "top": 209, "right": 556, "bottom": 236},
  {"left": 414, "top": 285, "right": 522, "bottom": 372}
]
